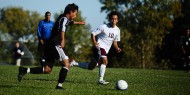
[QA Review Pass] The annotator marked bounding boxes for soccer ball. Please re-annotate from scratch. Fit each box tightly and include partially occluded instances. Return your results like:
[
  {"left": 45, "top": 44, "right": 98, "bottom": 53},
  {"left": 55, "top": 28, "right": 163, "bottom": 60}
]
[{"left": 115, "top": 80, "right": 128, "bottom": 90}]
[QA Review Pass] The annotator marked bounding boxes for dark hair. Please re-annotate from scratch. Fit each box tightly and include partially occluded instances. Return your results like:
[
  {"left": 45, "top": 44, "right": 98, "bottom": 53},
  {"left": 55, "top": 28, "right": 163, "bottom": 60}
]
[
  {"left": 63, "top": 3, "right": 78, "bottom": 16},
  {"left": 108, "top": 11, "right": 119, "bottom": 20},
  {"left": 45, "top": 11, "right": 51, "bottom": 16}
]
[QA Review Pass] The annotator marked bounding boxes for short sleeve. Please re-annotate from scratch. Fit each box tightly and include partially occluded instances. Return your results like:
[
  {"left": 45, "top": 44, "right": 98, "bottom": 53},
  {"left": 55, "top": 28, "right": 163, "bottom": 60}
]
[
  {"left": 91, "top": 25, "right": 104, "bottom": 36},
  {"left": 115, "top": 28, "right": 120, "bottom": 41},
  {"left": 61, "top": 18, "right": 68, "bottom": 32}
]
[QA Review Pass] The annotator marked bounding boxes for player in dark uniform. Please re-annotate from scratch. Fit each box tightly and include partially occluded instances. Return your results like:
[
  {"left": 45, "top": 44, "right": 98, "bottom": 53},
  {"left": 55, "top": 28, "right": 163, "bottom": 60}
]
[
  {"left": 13, "top": 42, "right": 24, "bottom": 66},
  {"left": 18, "top": 3, "right": 91, "bottom": 90},
  {"left": 181, "top": 28, "right": 190, "bottom": 73}
]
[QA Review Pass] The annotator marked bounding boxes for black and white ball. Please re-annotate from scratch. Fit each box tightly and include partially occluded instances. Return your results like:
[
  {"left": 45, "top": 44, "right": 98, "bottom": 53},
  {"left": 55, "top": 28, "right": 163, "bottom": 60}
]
[{"left": 115, "top": 80, "right": 128, "bottom": 90}]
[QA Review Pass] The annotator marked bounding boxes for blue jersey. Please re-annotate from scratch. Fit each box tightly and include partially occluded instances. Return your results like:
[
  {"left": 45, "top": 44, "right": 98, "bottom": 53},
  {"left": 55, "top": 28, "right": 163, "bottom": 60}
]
[{"left": 37, "top": 20, "right": 54, "bottom": 40}]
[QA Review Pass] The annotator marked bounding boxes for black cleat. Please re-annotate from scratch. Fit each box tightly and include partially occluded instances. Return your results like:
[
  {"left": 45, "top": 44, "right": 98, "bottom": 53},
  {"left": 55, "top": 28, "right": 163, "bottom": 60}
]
[
  {"left": 56, "top": 86, "right": 63, "bottom": 90},
  {"left": 88, "top": 58, "right": 97, "bottom": 70},
  {"left": 18, "top": 67, "right": 27, "bottom": 82}
]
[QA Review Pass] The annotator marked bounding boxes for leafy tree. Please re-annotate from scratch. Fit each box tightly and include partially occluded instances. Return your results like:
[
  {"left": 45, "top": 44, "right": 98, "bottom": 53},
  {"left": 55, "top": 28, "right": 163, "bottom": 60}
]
[
  {"left": 99, "top": 0, "right": 182, "bottom": 69},
  {"left": 0, "top": 7, "right": 43, "bottom": 40},
  {"left": 160, "top": 0, "right": 190, "bottom": 69}
]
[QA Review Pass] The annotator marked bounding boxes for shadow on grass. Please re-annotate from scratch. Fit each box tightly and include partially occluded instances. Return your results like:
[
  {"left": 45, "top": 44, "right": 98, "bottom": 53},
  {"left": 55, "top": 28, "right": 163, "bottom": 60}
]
[
  {"left": 0, "top": 84, "right": 46, "bottom": 89},
  {"left": 23, "top": 78, "right": 57, "bottom": 82}
]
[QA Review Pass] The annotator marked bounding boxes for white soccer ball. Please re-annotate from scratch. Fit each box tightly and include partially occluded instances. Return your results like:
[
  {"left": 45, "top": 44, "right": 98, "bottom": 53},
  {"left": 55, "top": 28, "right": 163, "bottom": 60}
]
[{"left": 115, "top": 80, "right": 128, "bottom": 90}]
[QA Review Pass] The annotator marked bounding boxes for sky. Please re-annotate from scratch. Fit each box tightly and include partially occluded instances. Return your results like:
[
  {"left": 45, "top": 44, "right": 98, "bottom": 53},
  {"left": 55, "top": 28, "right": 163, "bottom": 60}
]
[{"left": 0, "top": 0, "right": 107, "bottom": 29}]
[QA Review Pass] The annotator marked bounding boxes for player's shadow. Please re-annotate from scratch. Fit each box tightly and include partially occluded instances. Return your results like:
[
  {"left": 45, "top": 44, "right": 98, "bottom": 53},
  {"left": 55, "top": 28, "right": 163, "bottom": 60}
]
[
  {"left": 23, "top": 78, "right": 57, "bottom": 82},
  {"left": 0, "top": 84, "right": 46, "bottom": 89}
]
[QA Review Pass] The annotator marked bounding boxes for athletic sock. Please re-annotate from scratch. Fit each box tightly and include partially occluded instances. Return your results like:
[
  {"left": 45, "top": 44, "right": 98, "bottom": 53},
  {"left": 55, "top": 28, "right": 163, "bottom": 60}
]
[
  {"left": 58, "top": 67, "right": 69, "bottom": 83},
  {"left": 30, "top": 67, "right": 44, "bottom": 74},
  {"left": 99, "top": 64, "right": 106, "bottom": 81},
  {"left": 27, "top": 68, "right": 30, "bottom": 73}
]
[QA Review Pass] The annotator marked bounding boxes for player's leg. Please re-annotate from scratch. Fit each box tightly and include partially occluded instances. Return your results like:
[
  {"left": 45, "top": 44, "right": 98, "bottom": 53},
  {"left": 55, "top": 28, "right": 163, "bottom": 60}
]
[
  {"left": 55, "top": 45, "right": 70, "bottom": 89},
  {"left": 98, "top": 48, "right": 109, "bottom": 84},
  {"left": 18, "top": 62, "right": 53, "bottom": 82},
  {"left": 99, "top": 57, "right": 109, "bottom": 84},
  {"left": 187, "top": 55, "right": 190, "bottom": 73},
  {"left": 16, "top": 58, "right": 21, "bottom": 66},
  {"left": 38, "top": 41, "right": 46, "bottom": 67},
  {"left": 56, "top": 59, "right": 70, "bottom": 89},
  {"left": 88, "top": 47, "right": 99, "bottom": 70},
  {"left": 18, "top": 45, "right": 54, "bottom": 82}
]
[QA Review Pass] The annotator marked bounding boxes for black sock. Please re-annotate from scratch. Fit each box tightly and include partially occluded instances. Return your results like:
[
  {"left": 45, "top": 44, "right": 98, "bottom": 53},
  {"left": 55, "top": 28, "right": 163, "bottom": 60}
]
[
  {"left": 30, "top": 67, "right": 43, "bottom": 74},
  {"left": 58, "top": 67, "right": 68, "bottom": 83}
]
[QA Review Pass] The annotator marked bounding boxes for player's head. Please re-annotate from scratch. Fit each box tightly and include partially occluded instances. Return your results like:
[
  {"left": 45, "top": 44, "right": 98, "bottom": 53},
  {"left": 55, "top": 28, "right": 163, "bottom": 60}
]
[
  {"left": 15, "top": 42, "right": 20, "bottom": 48},
  {"left": 186, "top": 28, "right": 190, "bottom": 36},
  {"left": 63, "top": 3, "right": 78, "bottom": 19},
  {"left": 45, "top": 11, "right": 51, "bottom": 21},
  {"left": 108, "top": 11, "right": 119, "bottom": 27}
]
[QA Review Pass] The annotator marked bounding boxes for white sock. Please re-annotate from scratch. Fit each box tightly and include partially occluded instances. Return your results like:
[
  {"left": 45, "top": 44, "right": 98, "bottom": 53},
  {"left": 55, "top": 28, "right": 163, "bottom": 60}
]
[
  {"left": 99, "top": 64, "right": 106, "bottom": 81},
  {"left": 42, "top": 67, "right": 44, "bottom": 73},
  {"left": 27, "top": 68, "right": 30, "bottom": 73},
  {"left": 58, "top": 83, "right": 62, "bottom": 87}
]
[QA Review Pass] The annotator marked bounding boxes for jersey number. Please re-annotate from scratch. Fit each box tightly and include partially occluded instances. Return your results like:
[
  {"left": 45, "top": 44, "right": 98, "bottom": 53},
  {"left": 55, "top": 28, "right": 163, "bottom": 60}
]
[{"left": 108, "top": 33, "right": 114, "bottom": 38}]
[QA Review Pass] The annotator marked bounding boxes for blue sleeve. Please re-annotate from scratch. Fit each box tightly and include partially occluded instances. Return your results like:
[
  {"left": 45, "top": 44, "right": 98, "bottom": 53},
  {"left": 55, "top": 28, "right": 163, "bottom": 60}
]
[{"left": 37, "top": 21, "right": 43, "bottom": 39}]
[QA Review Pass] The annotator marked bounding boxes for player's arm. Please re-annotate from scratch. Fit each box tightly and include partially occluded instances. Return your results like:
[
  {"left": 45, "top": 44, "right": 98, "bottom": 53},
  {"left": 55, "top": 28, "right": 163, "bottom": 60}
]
[
  {"left": 61, "top": 31, "right": 65, "bottom": 48},
  {"left": 37, "top": 21, "right": 44, "bottom": 45},
  {"left": 91, "top": 34, "right": 99, "bottom": 47},
  {"left": 69, "top": 20, "right": 85, "bottom": 25},
  {"left": 113, "top": 41, "right": 121, "bottom": 53},
  {"left": 182, "top": 46, "right": 186, "bottom": 54},
  {"left": 91, "top": 25, "right": 104, "bottom": 47},
  {"left": 74, "top": 21, "right": 85, "bottom": 25},
  {"left": 180, "top": 36, "right": 186, "bottom": 54}
]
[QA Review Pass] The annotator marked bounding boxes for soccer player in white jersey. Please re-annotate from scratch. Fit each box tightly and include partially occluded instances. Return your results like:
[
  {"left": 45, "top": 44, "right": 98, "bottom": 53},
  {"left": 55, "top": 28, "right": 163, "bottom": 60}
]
[{"left": 91, "top": 11, "right": 122, "bottom": 84}]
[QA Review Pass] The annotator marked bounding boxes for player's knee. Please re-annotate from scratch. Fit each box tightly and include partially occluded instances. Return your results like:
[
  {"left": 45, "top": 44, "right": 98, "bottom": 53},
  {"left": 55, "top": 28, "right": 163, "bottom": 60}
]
[
  {"left": 102, "top": 58, "right": 108, "bottom": 65},
  {"left": 62, "top": 59, "right": 71, "bottom": 68},
  {"left": 64, "top": 64, "right": 71, "bottom": 69},
  {"left": 44, "top": 67, "right": 52, "bottom": 74}
]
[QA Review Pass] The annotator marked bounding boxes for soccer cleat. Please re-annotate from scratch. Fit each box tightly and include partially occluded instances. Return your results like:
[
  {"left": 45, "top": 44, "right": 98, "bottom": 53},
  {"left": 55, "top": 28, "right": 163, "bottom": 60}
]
[
  {"left": 99, "top": 80, "right": 109, "bottom": 85},
  {"left": 88, "top": 58, "right": 97, "bottom": 70},
  {"left": 55, "top": 86, "right": 63, "bottom": 90},
  {"left": 18, "top": 67, "right": 27, "bottom": 82},
  {"left": 70, "top": 59, "right": 78, "bottom": 67}
]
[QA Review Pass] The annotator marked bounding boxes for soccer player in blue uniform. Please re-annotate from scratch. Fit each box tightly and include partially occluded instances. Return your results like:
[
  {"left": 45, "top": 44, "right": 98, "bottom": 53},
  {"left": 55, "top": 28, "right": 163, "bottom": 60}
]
[
  {"left": 18, "top": 3, "right": 88, "bottom": 90},
  {"left": 37, "top": 11, "right": 54, "bottom": 67}
]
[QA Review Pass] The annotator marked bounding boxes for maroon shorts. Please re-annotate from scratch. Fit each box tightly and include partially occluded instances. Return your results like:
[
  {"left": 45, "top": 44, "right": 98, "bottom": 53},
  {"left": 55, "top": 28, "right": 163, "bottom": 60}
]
[{"left": 98, "top": 48, "right": 107, "bottom": 58}]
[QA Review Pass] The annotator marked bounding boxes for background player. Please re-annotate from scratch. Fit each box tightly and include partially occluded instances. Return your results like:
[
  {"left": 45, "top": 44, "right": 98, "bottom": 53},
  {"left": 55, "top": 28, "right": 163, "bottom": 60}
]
[
  {"left": 181, "top": 28, "right": 190, "bottom": 73},
  {"left": 91, "top": 11, "right": 122, "bottom": 84},
  {"left": 18, "top": 3, "right": 86, "bottom": 90},
  {"left": 13, "top": 41, "right": 24, "bottom": 66},
  {"left": 37, "top": 11, "right": 54, "bottom": 67}
]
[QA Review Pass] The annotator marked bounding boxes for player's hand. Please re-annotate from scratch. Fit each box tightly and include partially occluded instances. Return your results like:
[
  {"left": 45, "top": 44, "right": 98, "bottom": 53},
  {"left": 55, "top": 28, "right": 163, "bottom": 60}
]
[
  {"left": 80, "top": 21, "right": 86, "bottom": 25},
  {"left": 116, "top": 48, "right": 122, "bottom": 53},
  {"left": 93, "top": 42, "right": 99, "bottom": 48}
]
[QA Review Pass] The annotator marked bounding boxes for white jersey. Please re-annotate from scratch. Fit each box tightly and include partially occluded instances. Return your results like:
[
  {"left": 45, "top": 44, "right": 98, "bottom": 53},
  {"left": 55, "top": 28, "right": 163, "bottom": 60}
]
[{"left": 91, "top": 23, "right": 120, "bottom": 53}]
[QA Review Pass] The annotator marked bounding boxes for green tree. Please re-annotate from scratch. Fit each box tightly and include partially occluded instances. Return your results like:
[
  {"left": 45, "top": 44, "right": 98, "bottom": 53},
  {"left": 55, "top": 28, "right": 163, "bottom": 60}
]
[
  {"left": 0, "top": 7, "right": 43, "bottom": 40},
  {"left": 99, "top": 0, "right": 182, "bottom": 69}
]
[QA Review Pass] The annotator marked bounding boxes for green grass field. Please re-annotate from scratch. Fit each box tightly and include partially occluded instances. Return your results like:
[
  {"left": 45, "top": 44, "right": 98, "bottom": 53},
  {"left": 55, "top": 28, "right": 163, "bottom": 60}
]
[{"left": 0, "top": 66, "right": 190, "bottom": 95}]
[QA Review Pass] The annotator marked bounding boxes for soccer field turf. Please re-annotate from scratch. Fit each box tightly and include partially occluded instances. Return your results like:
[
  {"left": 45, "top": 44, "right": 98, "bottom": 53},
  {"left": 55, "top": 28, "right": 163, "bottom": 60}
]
[{"left": 0, "top": 66, "right": 190, "bottom": 95}]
